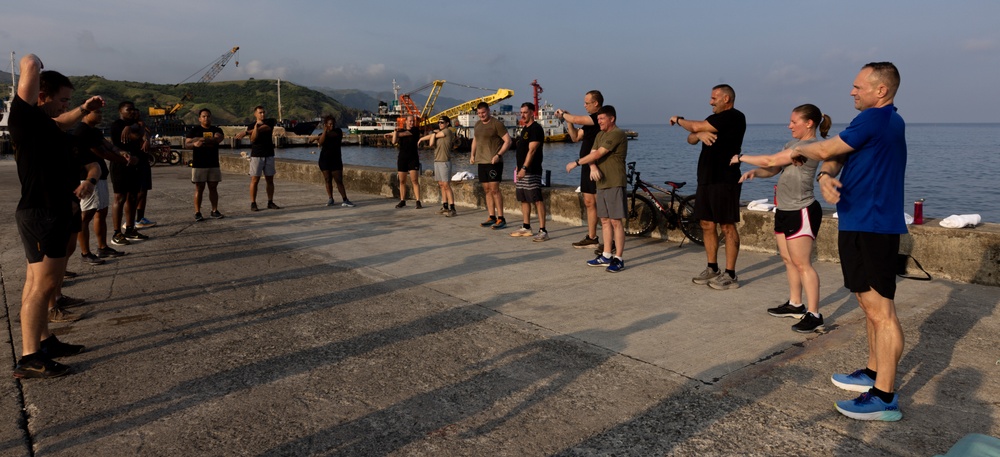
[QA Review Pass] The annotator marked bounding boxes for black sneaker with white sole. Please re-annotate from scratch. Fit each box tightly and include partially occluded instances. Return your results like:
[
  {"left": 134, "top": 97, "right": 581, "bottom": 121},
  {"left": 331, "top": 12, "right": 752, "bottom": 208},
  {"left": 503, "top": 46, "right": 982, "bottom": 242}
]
[
  {"left": 767, "top": 301, "right": 807, "bottom": 318},
  {"left": 792, "top": 313, "right": 825, "bottom": 333}
]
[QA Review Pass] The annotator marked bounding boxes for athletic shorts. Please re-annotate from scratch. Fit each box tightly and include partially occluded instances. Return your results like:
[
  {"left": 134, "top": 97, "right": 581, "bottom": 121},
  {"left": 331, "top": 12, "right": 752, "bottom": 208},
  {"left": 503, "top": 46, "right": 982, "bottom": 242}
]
[
  {"left": 192, "top": 167, "right": 222, "bottom": 183},
  {"left": 774, "top": 200, "right": 822, "bottom": 240},
  {"left": 80, "top": 180, "right": 110, "bottom": 212},
  {"left": 249, "top": 157, "right": 276, "bottom": 177},
  {"left": 397, "top": 156, "right": 420, "bottom": 172},
  {"left": 515, "top": 173, "right": 543, "bottom": 203},
  {"left": 110, "top": 163, "right": 139, "bottom": 194},
  {"left": 596, "top": 186, "right": 627, "bottom": 219},
  {"left": 16, "top": 208, "right": 74, "bottom": 263},
  {"left": 579, "top": 164, "right": 597, "bottom": 194},
  {"left": 318, "top": 158, "right": 343, "bottom": 172},
  {"left": 838, "top": 231, "right": 900, "bottom": 300},
  {"left": 137, "top": 158, "right": 152, "bottom": 190},
  {"left": 434, "top": 161, "right": 452, "bottom": 182},
  {"left": 478, "top": 163, "right": 504, "bottom": 183},
  {"left": 693, "top": 182, "right": 742, "bottom": 224}
]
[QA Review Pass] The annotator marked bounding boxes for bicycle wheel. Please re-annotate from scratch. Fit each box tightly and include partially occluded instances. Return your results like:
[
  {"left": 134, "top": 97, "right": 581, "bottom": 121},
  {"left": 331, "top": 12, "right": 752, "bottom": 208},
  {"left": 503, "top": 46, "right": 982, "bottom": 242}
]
[
  {"left": 625, "top": 194, "right": 657, "bottom": 236},
  {"left": 147, "top": 153, "right": 157, "bottom": 167},
  {"left": 678, "top": 195, "right": 705, "bottom": 246},
  {"left": 168, "top": 150, "right": 182, "bottom": 165}
]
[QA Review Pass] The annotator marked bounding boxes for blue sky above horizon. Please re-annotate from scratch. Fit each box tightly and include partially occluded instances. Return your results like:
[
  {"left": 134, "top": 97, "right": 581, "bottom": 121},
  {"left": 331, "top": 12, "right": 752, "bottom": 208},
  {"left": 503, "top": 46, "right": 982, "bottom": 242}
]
[{"left": 3, "top": 1, "right": 998, "bottom": 124}]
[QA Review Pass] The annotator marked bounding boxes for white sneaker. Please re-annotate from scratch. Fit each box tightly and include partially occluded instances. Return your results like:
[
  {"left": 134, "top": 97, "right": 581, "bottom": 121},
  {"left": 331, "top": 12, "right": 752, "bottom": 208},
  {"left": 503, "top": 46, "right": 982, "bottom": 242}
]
[
  {"left": 510, "top": 227, "right": 533, "bottom": 237},
  {"left": 532, "top": 230, "right": 550, "bottom": 242}
]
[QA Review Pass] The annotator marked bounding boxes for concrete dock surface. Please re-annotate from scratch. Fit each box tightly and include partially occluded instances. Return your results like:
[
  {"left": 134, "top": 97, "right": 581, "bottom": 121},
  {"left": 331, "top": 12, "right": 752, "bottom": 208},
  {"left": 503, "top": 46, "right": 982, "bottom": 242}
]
[{"left": 0, "top": 159, "right": 997, "bottom": 456}]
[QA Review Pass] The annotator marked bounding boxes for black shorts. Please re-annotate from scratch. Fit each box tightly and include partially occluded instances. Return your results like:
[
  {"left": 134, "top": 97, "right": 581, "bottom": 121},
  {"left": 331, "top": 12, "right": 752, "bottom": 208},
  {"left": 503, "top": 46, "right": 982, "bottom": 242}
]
[
  {"left": 579, "top": 164, "right": 597, "bottom": 194},
  {"left": 838, "top": 231, "right": 900, "bottom": 300},
  {"left": 136, "top": 158, "right": 153, "bottom": 191},
  {"left": 693, "top": 182, "right": 742, "bottom": 224},
  {"left": 478, "top": 163, "right": 504, "bottom": 183},
  {"left": 397, "top": 156, "right": 420, "bottom": 172},
  {"left": 774, "top": 201, "right": 823, "bottom": 240},
  {"left": 16, "top": 208, "right": 74, "bottom": 263},
  {"left": 110, "top": 162, "right": 140, "bottom": 194}
]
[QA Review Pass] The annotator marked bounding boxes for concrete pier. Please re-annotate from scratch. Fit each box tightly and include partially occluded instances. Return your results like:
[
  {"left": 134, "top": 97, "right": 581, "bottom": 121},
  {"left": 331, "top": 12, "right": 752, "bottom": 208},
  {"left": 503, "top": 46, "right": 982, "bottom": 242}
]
[{"left": 1, "top": 158, "right": 997, "bottom": 455}]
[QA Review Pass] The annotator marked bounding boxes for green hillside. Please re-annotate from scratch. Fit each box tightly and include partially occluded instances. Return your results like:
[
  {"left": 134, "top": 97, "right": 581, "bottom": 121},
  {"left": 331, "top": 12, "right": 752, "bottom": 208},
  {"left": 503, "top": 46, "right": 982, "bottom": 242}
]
[{"left": 65, "top": 76, "right": 357, "bottom": 127}]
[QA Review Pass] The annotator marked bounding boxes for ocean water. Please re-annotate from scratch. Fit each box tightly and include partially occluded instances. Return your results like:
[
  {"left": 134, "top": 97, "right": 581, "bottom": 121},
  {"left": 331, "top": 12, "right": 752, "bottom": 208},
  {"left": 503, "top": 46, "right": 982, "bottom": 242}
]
[{"left": 270, "top": 123, "right": 1000, "bottom": 223}]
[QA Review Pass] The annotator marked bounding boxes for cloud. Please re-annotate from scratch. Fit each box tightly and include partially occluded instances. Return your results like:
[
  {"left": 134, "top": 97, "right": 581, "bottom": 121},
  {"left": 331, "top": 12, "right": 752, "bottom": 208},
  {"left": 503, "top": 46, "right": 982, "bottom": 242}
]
[
  {"left": 235, "top": 60, "right": 288, "bottom": 80},
  {"left": 75, "top": 30, "right": 115, "bottom": 54},
  {"left": 317, "top": 63, "right": 410, "bottom": 90},
  {"left": 962, "top": 38, "right": 998, "bottom": 52}
]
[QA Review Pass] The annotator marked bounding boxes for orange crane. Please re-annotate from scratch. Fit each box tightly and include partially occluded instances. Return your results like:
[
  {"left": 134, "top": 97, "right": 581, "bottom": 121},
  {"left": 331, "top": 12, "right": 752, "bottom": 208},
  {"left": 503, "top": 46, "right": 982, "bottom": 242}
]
[
  {"left": 148, "top": 46, "right": 240, "bottom": 118},
  {"left": 398, "top": 80, "right": 514, "bottom": 128}
]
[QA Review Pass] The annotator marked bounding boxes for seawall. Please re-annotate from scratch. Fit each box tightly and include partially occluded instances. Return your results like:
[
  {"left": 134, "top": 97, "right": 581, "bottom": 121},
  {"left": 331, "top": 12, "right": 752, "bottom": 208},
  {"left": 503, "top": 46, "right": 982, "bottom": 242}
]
[{"left": 208, "top": 152, "right": 1000, "bottom": 287}]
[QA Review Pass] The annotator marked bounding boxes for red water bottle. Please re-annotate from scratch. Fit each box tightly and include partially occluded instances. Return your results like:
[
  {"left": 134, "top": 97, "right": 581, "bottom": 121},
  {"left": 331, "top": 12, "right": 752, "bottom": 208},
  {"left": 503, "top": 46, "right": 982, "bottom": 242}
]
[{"left": 913, "top": 199, "right": 924, "bottom": 225}]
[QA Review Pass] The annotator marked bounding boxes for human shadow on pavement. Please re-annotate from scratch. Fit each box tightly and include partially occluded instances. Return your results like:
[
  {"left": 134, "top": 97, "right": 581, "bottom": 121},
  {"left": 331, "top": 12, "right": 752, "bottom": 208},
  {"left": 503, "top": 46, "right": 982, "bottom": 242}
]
[
  {"left": 30, "top": 292, "right": 532, "bottom": 454},
  {"left": 255, "top": 313, "right": 678, "bottom": 456}
]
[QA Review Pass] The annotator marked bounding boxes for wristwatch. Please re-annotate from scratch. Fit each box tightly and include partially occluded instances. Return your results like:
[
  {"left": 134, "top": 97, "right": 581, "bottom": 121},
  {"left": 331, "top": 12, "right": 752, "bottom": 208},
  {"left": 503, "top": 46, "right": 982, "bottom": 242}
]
[
  {"left": 816, "top": 171, "right": 830, "bottom": 182},
  {"left": 87, "top": 178, "right": 98, "bottom": 185}
]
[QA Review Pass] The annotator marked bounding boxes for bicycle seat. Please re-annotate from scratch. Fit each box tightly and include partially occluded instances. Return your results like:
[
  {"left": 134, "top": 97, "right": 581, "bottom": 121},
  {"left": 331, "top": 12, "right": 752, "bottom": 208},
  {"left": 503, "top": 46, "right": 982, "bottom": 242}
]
[{"left": 664, "top": 181, "right": 686, "bottom": 190}]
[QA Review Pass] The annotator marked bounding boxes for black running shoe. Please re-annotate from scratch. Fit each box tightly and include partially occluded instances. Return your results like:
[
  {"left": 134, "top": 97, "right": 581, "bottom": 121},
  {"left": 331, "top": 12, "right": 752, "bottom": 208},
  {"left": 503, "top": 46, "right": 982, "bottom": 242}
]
[
  {"left": 13, "top": 354, "right": 71, "bottom": 379},
  {"left": 267, "top": 201, "right": 281, "bottom": 209},
  {"left": 210, "top": 210, "right": 225, "bottom": 219},
  {"left": 792, "top": 313, "right": 825, "bottom": 333},
  {"left": 124, "top": 228, "right": 149, "bottom": 240},
  {"left": 767, "top": 301, "right": 806, "bottom": 318},
  {"left": 111, "top": 232, "right": 130, "bottom": 246},
  {"left": 97, "top": 246, "right": 126, "bottom": 258},
  {"left": 40, "top": 335, "right": 85, "bottom": 358}
]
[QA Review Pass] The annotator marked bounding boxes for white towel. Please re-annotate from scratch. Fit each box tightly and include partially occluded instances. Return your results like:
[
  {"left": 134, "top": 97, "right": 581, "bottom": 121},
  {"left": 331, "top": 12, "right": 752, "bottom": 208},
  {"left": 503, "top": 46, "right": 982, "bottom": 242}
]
[
  {"left": 451, "top": 171, "right": 475, "bottom": 181},
  {"left": 747, "top": 198, "right": 775, "bottom": 212},
  {"left": 939, "top": 214, "right": 981, "bottom": 228}
]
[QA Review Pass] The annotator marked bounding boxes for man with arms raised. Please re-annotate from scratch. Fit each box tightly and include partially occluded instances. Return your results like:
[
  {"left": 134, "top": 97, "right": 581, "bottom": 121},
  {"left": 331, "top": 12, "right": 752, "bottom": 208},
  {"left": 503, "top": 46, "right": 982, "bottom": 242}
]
[
  {"left": 790, "top": 62, "right": 907, "bottom": 421},
  {"left": 469, "top": 101, "right": 512, "bottom": 229},
  {"left": 10, "top": 54, "right": 102, "bottom": 377},
  {"left": 556, "top": 90, "right": 604, "bottom": 249}
]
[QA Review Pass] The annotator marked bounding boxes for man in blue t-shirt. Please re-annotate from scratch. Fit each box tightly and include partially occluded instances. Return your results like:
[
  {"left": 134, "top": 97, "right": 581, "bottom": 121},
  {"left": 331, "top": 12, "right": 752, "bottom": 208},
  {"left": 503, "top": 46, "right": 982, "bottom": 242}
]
[{"left": 790, "top": 62, "right": 907, "bottom": 422}]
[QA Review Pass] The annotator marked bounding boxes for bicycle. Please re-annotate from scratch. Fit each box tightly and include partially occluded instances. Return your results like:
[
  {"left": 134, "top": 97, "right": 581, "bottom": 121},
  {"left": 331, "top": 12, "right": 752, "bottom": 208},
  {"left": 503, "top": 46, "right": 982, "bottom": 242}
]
[
  {"left": 147, "top": 136, "right": 182, "bottom": 166},
  {"left": 624, "top": 161, "right": 704, "bottom": 246}
]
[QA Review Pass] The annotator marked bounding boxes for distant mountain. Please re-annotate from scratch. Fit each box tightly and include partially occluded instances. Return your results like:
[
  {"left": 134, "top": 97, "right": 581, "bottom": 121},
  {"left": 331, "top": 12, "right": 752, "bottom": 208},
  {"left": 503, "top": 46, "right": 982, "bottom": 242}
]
[{"left": 315, "top": 86, "right": 470, "bottom": 116}]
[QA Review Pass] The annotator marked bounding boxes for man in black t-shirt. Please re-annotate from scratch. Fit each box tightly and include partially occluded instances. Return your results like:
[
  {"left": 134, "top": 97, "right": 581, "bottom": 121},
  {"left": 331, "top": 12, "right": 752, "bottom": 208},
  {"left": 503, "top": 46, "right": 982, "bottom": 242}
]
[
  {"left": 670, "top": 84, "right": 747, "bottom": 290},
  {"left": 556, "top": 90, "right": 604, "bottom": 249},
  {"left": 109, "top": 101, "right": 150, "bottom": 244},
  {"left": 185, "top": 108, "right": 225, "bottom": 221},
  {"left": 10, "top": 53, "right": 104, "bottom": 378},
  {"left": 234, "top": 105, "right": 279, "bottom": 211},
  {"left": 511, "top": 102, "right": 548, "bottom": 241},
  {"left": 75, "top": 109, "right": 132, "bottom": 262}
]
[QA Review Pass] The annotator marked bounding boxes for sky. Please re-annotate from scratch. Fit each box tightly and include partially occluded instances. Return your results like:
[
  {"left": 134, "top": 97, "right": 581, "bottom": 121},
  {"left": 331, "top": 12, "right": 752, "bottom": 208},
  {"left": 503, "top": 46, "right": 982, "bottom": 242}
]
[{"left": 3, "top": 1, "right": 999, "bottom": 124}]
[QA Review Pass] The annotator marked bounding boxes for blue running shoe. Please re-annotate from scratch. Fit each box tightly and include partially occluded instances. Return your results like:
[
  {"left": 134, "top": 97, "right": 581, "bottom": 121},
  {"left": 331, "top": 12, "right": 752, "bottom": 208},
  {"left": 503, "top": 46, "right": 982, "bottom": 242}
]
[
  {"left": 835, "top": 391, "right": 902, "bottom": 421},
  {"left": 831, "top": 369, "right": 876, "bottom": 392},
  {"left": 606, "top": 257, "right": 625, "bottom": 273},
  {"left": 587, "top": 255, "right": 611, "bottom": 267}
]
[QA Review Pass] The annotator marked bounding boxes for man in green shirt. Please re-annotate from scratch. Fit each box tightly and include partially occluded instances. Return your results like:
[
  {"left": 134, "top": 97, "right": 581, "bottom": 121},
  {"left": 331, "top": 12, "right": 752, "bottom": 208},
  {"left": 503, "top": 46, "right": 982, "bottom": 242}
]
[
  {"left": 565, "top": 106, "right": 627, "bottom": 272},
  {"left": 469, "top": 102, "right": 512, "bottom": 229}
]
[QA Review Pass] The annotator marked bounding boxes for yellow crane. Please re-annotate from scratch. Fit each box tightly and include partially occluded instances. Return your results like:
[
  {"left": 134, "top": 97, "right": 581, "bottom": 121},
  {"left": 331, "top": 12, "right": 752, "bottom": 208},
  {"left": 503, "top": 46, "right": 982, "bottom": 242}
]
[
  {"left": 148, "top": 46, "right": 240, "bottom": 118},
  {"left": 422, "top": 88, "right": 514, "bottom": 127}
]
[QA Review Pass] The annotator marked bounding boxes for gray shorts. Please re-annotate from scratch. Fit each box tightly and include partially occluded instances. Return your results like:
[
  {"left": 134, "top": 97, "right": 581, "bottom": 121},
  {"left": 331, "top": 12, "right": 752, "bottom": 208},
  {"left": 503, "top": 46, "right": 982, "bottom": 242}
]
[
  {"left": 192, "top": 167, "right": 223, "bottom": 183},
  {"left": 80, "top": 180, "right": 110, "bottom": 212},
  {"left": 248, "top": 157, "right": 276, "bottom": 177},
  {"left": 596, "top": 186, "right": 627, "bottom": 219},
  {"left": 434, "top": 161, "right": 452, "bottom": 182}
]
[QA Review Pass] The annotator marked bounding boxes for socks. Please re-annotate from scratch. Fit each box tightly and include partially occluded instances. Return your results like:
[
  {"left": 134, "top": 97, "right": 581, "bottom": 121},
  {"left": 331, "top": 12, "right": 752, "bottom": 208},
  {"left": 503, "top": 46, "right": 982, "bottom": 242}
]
[
  {"left": 870, "top": 386, "right": 896, "bottom": 403},
  {"left": 707, "top": 262, "right": 719, "bottom": 273},
  {"left": 863, "top": 368, "right": 878, "bottom": 381},
  {"left": 725, "top": 269, "right": 736, "bottom": 279}
]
